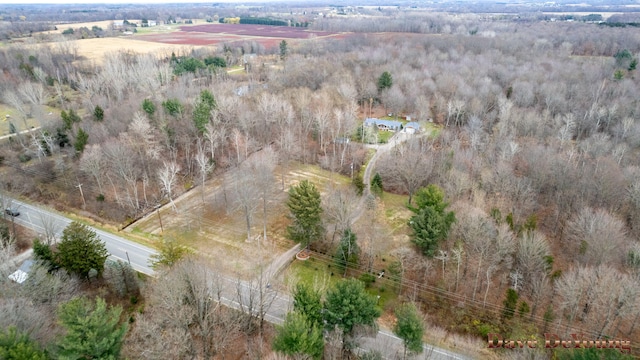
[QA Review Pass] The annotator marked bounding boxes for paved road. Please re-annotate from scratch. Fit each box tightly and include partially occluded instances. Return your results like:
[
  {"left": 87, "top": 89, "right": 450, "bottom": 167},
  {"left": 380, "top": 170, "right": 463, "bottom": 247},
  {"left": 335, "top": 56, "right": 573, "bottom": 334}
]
[
  {"left": 217, "top": 274, "right": 471, "bottom": 360},
  {"left": 4, "top": 197, "right": 156, "bottom": 275},
  {"left": 7, "top": 197, "right": 472, "bottom": 359},
  {"left": 211, "top": 273, "right": 471, "bottom": 360}
]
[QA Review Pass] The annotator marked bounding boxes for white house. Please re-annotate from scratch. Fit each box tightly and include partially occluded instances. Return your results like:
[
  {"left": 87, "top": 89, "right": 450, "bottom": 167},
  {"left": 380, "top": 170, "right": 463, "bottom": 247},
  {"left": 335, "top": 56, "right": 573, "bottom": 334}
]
[
  {"left": 404, "top": 121, "right": 421, "bottom": 134},
  {"left": 364, "top": 118, "right": 402, "bottom": 132}
]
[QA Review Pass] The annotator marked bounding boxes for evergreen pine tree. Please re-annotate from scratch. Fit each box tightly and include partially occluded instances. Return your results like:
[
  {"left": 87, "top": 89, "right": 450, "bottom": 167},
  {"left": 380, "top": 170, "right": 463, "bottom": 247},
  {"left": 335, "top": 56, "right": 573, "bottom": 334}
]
[
  {"left": 57, "top": 297, "right": 127, "bottom": 360},
  {"left": 286, "top": 180, "right": 324, "bottom": 248}
]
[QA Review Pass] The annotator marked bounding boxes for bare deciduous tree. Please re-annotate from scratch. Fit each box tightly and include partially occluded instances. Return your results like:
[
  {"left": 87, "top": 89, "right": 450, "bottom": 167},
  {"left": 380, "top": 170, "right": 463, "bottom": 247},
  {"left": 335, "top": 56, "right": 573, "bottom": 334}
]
[
  {"left": 20, "top": 262, "right": 80, "bottom": 305},
  {"left": 158, "top": 160, "right": 180, "bottom": 212},
  {"left": 235, "top": 264, "right": 277, "bottom": 338},
  {"left": 247, "top": 147, "right": 277, "bottom": 243},
  {"left": 377, "top": 137, "right": 434, "bottom": 204},
  {"left": 0, "top": 297, "right": 59, "bottom": 346},
  {"left": 38, "top": 212, "right": 61, "bottom": 245},
  {"left": 453, "top": 206, "right": 495, "bottom": 301},
  {"left": 323, "top": 186, "right": 360, "bottom": 246},
  {"left": 516, "top": 230, "right": 550, "bottom": 296},
  {"left": 195, "top": 139, "right": 213, "bottom": 204},
  {"left": 565, "top": 207, "right": 628, "bottom": 266},
  {"left": 232, "top": 161, "right": 261, "bottom": 243},
  {"left": 79, "top": 144, "right": 106, "bottom": 195},
  {"left": 124, "top": 259, "right": 236, "bottom": 359},
  {"left": 104, "top": 139, "right": 141, "bottom": 211},
  {"left": 555, "top": 265, "right": 639, "bottom": 337}
]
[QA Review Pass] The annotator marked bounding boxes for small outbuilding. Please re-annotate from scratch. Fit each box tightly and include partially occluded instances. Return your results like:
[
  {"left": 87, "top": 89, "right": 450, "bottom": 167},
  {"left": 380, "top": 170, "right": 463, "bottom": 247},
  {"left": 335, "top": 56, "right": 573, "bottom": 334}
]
[
  {"left": 404, "top": 121, "right": 421, "bottom": 134},
  {"left": 8, "top": 259, "right": 33, "bottom": 284}
]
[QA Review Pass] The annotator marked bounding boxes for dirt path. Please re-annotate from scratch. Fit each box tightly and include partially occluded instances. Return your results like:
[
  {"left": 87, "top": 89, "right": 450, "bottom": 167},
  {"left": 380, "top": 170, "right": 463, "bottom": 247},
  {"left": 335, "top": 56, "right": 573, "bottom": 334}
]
[
  {"left": 351, "top": 131, "right": 413, "bottom": 224},
  {"left": 264, "top": 131, "right": 420, "bottom": 283}
]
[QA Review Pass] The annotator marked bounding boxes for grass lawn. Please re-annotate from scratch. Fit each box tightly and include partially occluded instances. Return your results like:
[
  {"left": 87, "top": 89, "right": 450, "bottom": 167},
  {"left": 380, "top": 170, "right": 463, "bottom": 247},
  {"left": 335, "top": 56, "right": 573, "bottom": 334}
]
[
  {"left": 366, "top": 282, "right": 398, "bottom": 311},
  {"left": 377, "top": 131, "right": 393, "bottom": 143},
  {"left": 291, "top": 162, "right": 353, "bottom": 189},
  {"left": 382, "top": 192, "right": 413, "bottom": 233},
  {"left": 381, "top": 191, "right": 409, "bottom": 208},
  {"left": 285, "top": 257, "right": 340, "bottom": 292},
  {"left": 0, "top": 104, "right": 58, "bottom": 136},
  {"left": 285, "top": 256, "right": 399, "bottom": 311},
  {"left": 227, "top": 65, "right": 245, "bottom": 74},
  {"left": 423, "top": 122, "right": 441, "bottom": 137},
  {"left": 379, "top": 115, "right": 404, "bottom": 122}
]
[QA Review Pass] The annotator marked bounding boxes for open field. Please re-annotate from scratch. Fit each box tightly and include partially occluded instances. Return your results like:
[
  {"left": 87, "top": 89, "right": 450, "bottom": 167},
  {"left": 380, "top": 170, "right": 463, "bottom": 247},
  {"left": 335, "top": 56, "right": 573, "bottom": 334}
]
[
  {"left": 182, "top": 23, "right": 342, "bottom": 39},
  {"left": 128, "top": 161, "right": 353, "bottom": 279},
  {"left": 128, "top": 137, "right": 413, "bottom": 280},
  {"left": 133, "top": 31, "right": 266, "bottom": 47},
  {"left": 25, "top": 22, "right": 349, "bottom": 65},
  {"left": 62, "top": 37, "right": 204, "bottom": 64},
  {"left": 134, "top": 23, "right": 348, "bottom": 49},
  {"left": 14, "top": 37, "right": 203, "bottom": 65}
]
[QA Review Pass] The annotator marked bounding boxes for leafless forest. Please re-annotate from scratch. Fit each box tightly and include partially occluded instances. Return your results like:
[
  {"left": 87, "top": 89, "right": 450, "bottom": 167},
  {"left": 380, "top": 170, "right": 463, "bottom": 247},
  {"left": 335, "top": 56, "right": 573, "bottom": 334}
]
[{"left": 1, "top": 2, "right": 640, "bottom": 358}]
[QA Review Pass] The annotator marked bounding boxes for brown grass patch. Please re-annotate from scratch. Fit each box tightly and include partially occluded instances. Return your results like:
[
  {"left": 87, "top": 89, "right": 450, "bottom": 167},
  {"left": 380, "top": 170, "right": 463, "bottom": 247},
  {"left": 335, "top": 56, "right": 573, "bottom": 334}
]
[
  {"left": 127, "top": 162, "right": 354, "bottom": 279},
  {"left": 21, "top": 37, "right": 204, "bottom": 66},
  {"left": 72, "top": 37, "right": 205, "bottom": 64}
]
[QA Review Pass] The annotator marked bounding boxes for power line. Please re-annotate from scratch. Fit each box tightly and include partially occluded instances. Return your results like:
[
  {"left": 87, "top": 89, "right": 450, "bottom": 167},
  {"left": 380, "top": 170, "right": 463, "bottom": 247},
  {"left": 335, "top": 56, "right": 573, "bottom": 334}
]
[{"left": 4, "top": 155, "right": 640, "bottom": 350}]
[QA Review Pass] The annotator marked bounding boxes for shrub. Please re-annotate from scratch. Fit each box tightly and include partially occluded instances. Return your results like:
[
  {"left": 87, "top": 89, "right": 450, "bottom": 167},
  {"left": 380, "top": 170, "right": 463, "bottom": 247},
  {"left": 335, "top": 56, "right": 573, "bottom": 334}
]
[{"left": 359, "top": 273, "right": 376, "bottom": 287}]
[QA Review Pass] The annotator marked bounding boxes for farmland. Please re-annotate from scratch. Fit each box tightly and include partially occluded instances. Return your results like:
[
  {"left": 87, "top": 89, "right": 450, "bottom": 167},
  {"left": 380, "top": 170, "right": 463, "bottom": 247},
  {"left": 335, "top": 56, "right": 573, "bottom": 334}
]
[
  {"left": 134, "top": 23, "right": 347, "bottom": 48},
  {"left": 182, "top": 23, "right": 342, "bottom": 39}
]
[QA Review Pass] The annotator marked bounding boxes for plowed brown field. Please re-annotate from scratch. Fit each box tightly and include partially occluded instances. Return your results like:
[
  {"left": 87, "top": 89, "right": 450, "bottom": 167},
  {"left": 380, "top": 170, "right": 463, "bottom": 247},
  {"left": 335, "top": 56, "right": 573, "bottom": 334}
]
[{"left": 133, "top": 23, "right": 348, "bottom": 49}]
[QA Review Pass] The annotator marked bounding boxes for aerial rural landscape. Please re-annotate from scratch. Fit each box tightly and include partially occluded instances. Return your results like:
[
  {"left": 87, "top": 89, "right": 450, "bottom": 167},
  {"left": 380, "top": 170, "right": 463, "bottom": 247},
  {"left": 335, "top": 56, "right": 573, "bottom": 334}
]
[{"left": 1, "top": 0, "right": 640, "bottom": 359}]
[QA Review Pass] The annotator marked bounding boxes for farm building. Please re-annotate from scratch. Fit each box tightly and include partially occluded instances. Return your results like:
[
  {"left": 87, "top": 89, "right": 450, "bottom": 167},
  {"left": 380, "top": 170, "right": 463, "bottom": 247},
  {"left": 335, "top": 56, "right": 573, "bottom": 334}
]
[
  {"left": 141, "top": 20, "right": 157, "bottom": 27},
  {"left": 364, "top": 118, "right": 402, "bottom": 132}
]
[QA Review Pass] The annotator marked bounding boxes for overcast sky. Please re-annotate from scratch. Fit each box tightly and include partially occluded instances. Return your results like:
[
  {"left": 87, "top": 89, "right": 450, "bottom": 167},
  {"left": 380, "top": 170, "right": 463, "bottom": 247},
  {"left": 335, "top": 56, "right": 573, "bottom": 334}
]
[{"left": 0, "top": 0, "right": 261, "bottom": 4}]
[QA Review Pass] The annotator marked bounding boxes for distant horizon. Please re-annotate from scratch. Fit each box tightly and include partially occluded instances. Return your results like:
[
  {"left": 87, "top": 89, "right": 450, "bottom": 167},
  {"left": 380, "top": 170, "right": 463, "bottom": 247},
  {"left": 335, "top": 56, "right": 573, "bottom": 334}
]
[
  {"left": 2, "top": 0, "right": 636, "bottom": 6},
  {"left": 0, "top": 0, "right": 271, "bottom": 4}
]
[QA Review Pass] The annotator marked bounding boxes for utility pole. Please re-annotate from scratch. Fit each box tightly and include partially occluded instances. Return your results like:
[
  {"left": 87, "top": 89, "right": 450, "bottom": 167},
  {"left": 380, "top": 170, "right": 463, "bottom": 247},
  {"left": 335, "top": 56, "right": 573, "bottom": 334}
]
[{"left": 76, "top": 183, "right": 86, "bottom": 208}]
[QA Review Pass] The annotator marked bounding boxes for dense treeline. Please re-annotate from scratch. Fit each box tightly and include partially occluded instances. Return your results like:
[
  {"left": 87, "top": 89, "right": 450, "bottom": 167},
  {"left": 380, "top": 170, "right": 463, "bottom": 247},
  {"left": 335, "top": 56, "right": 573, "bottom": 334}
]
[
  {"left": 239, "top": 17, "right": 289, "bottom": 26},
  {"left": 1, "top": 9, "right": 640, "bottom": 358}
]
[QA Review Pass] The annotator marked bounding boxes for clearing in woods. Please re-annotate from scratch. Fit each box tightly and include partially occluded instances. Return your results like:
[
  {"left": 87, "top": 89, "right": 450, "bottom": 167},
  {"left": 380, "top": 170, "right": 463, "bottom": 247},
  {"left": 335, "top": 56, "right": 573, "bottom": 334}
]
[{"left": 128, "top": 161, "right": 352, "bottom": 278}]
